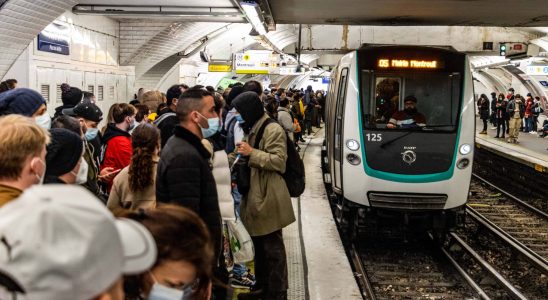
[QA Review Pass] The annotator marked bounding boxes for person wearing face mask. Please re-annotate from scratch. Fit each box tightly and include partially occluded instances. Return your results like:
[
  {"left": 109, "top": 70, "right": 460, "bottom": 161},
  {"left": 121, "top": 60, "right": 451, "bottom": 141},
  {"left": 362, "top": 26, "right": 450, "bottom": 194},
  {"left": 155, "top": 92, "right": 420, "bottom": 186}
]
[
  {"left": 231, "top": 91, "right": 295, "bottom": 300},
  {"left": 0, "top": 88, "right": 51, "bottom": 129},
  {"left": 101, "top": 103, "right": 137, "bottom": 192},
  {"left": 494, "top": 93, "right": 508, "bottom": 139},
  {"left": 43, "top": 128, "right": 86, "bottom": 184},
  {"left": 156, "top": 88, "right": 222, "bottom": 293},
  {"left": 121, "top": 205, "right": 214, "bottom": 300},
  {"left": 0, "top": 115, "right": 50, "bottom": 207},
  {"left": 387, "top": 95, "right": 427, "bottom": 129}
]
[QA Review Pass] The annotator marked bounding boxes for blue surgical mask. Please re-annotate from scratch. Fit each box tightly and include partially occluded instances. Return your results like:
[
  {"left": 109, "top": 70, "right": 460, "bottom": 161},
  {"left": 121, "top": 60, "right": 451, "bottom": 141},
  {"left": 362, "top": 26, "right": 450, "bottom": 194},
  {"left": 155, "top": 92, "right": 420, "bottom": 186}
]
[
  {"left": 197, "top": 112, "right": 220, "bottom": 138},
  {"left": 235, "top": 114, "right": 244, "bottom": 123},
  {"left": 85, "top": 127, "right": 99, "bottom": 141},
  {"left": 35, "top": 113, "right": 51, "bottom": 130},
  {"left": 148, "top": 273, "right": 194, "bottom": 300}
]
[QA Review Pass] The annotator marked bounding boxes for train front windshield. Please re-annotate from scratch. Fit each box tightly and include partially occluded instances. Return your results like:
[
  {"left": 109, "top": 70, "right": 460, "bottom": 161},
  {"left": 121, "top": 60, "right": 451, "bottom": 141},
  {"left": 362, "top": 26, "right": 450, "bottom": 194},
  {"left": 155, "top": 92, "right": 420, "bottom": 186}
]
[{"left": 359, "top": 47, "right": 465, "bottom": 132}]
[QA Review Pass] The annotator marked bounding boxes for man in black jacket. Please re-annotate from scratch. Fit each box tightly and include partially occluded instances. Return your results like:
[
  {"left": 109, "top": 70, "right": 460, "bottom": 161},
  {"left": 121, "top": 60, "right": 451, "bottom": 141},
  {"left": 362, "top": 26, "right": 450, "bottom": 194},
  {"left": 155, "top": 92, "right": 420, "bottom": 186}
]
[
  {"left": 156, "top": 88, "right": 222, "bottom": 258},
  {"left": 155, "top": 84, "right": 189, "bottom": 147}
]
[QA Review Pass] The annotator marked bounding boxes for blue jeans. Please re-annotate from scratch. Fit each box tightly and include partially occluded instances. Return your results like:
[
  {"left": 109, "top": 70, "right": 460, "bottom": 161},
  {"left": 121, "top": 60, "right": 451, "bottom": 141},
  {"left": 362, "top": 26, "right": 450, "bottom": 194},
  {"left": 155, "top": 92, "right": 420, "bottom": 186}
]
[
  {"left": 525, "top": 117, "right": 533, "bottom": 132},
  {"left": 231, "top": 182, "right": 247, "bottom": 277}
]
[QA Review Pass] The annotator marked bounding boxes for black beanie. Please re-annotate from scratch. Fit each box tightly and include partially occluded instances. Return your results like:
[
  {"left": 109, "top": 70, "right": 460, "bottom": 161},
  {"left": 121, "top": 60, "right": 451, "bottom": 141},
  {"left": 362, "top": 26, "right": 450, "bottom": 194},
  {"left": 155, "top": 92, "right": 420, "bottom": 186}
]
[
  {"left": 45, "top": 128, "right": 83, "bottom": 177},
  {"left": 226, "top": 85, "right": 244, "bottom": 106},
  {"left": 232, "top": 91, "right": 265, "bottom": 134},
  {"left": 61, "top": 84, "right": 83, "bottom": 107}
]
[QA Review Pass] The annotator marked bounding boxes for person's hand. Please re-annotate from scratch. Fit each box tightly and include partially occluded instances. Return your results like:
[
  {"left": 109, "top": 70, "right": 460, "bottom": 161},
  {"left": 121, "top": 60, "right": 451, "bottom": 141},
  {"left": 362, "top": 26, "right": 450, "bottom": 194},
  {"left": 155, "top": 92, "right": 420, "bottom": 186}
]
[
  {"left": 98, "top": 167, "right": 120, "bottom": 182},
  {"left": 386, "top": 123, "right": 396, "bottom": 129},
  {"left": 236, "top": 142, "right": 253, "bottom": 157}
]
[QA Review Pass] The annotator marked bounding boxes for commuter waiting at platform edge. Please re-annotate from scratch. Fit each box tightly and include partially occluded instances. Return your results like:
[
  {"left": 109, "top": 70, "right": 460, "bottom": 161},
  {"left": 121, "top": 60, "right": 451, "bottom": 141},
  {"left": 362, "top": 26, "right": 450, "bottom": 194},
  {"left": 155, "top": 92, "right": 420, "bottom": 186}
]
[
  {"left": 231, "top": 91, "right": 296, "bottom": 300},
  {"left": 0, "top": 115, "right": 49, "bottom": 208},
  {"left": 387, "top": 95, "right": 427, "bottom": 129},
  {"left": 0, "top": 185, "right": 156, "bottom": 300},
  {"left": 506, "top": 94, "right": 525, "bottom": 144}
]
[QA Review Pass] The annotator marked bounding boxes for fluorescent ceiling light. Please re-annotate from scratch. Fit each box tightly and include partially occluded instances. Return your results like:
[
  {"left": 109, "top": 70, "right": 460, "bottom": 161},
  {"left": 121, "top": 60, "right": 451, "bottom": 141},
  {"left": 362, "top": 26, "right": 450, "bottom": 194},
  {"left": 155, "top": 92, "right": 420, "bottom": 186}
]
[{"left": 240, "top": 1, "right": 267, "bottom": 35}]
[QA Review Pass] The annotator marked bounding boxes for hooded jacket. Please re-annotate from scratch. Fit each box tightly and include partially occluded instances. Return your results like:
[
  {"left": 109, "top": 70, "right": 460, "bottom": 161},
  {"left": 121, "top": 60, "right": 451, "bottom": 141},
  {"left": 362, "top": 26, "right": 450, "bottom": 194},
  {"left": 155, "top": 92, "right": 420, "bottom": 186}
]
[
  {"left": 100, "top": 124, "right": 132, "bottom": 190},
  {"left": 231, "top": 92, "right": 295, "bottom": 236}
]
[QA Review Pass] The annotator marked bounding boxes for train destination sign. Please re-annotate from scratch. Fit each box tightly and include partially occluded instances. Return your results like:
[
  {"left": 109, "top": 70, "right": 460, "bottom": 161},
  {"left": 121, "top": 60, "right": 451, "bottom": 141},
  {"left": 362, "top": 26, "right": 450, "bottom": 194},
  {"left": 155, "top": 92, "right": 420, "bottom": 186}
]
[{"left": 377, "top": 59, "right": 440, "bottom": 69}]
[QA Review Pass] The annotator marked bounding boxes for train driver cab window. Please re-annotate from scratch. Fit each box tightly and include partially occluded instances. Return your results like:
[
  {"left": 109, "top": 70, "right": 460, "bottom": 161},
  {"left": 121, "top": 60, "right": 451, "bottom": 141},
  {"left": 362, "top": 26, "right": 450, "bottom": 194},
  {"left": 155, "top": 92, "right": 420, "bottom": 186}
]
[{"left": 362, "top": 71, "right": 461, "bottom": 132}]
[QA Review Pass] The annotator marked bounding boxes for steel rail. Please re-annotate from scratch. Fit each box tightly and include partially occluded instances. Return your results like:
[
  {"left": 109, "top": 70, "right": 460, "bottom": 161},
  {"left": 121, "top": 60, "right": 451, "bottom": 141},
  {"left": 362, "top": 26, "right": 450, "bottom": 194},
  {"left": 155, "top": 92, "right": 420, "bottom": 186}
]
[
  {"left": 349, "top": 244, "right": 376, "bottom": 300},
  {"left": 449, "top": 232, "right": 528, "bottom": 300},
  {"left": 466, "top": 205, "right": 548, "bottom": 274},
  {"left": 472, "top": 173, "right": 548, "bottom": 219}
]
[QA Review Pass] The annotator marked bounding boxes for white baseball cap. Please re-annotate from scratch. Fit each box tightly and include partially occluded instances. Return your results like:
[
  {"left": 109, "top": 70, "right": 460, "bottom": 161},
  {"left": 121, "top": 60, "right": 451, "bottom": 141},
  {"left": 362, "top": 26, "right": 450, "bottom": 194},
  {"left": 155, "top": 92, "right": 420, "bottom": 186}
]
[{"left": 0, "top": 185, "right": 157, "bottom": 300}]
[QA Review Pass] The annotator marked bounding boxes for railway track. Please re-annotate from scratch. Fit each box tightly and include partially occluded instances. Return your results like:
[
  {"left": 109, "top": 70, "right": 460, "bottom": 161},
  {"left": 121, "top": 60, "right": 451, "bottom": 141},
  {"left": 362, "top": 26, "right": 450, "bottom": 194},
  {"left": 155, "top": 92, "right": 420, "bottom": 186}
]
[{"left": 468, "top": 174, "right": 548, "bottom": 265}]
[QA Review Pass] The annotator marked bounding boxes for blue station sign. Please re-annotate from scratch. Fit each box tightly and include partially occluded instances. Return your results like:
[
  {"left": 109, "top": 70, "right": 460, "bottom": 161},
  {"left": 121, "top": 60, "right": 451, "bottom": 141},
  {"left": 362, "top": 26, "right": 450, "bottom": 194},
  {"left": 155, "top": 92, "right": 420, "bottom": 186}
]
[{"left": 37, "top": 22, "right": 70, "bottom": 55}]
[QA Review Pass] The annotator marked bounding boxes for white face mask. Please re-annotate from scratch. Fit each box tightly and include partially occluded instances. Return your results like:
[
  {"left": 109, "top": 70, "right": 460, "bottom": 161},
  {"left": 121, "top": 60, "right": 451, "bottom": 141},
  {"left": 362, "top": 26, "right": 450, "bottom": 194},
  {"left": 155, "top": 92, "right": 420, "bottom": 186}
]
[
  {"left": 71, "top": 159, "right": 88, "bottom": 185},
  {"left": 35, "top": 113, "right": 51, "bottom": 130}
]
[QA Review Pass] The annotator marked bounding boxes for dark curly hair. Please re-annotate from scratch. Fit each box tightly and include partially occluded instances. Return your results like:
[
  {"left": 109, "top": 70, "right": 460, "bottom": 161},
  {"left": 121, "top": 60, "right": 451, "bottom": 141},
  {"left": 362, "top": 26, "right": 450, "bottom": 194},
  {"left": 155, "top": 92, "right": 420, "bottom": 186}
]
[{"left": 128, "top": 123, "right": 160, "bottom": 192}]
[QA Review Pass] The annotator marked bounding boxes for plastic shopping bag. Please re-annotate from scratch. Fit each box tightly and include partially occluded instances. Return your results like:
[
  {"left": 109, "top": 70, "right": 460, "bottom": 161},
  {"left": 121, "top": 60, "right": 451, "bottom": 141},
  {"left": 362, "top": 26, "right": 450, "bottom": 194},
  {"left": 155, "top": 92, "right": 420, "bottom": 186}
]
[{"left": 226, "top": 219, "right": 254, "bottom": 264}]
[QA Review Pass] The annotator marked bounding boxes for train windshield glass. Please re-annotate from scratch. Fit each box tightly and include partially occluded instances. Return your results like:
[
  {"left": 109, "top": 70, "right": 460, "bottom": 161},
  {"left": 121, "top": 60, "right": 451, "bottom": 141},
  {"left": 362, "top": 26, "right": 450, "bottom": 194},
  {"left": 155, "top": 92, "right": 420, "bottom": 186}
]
[{"left": 361, "top": 71, "right": 461, "bottom": 132}]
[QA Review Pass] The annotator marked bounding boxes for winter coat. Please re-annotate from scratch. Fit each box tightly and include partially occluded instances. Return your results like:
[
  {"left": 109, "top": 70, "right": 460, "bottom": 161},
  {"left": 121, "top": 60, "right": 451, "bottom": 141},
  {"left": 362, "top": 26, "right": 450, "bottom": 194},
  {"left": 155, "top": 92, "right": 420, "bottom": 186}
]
[
  {"left": 477, "top": 97, "right": 490, "bottom": 120},
  {"left": 525, "top": 98, "right": 534, "bottom": 117},
  {"left": 0, "top": 184, "right": 22, "bottom": 208},
  {"left": 507, "top": 99, "right": 526, "bottom": 119},
  {"left": 240, "top": 114, "right": 296, "bottom": 236},
  {"left": 155, "top": 109, "right": 179, "bottom": 148},
  {"left": 107, "top": 159, "right": 158, "bottom": 211},
  {"left": 495, "top": 99, "right": 508, "bottom": 120},
  {"left": 277, "top": 107, "right": 296, "bottom": 135},
  {"left": 156, "top": 125, "right": 222, "bottom": 258},
  {"left": 100, "top": 124, "right": 132, "bottom": 191}
]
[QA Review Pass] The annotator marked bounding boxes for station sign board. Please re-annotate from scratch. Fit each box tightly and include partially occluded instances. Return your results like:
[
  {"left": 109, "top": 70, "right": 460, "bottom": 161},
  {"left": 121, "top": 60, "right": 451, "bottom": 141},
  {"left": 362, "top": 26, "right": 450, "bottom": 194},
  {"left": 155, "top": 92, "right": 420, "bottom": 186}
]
[
  {"left": 526, "top": 65, "right": 548, "bottom": 76},
  {"left": 208, "top": 63, "right": 232, "bottom": 72},
  {"left": 234, "top": 50, "right": 282, "bottom": 74},
  {"left": 37, "top": 22, "right": 70, "bottom": 55}
]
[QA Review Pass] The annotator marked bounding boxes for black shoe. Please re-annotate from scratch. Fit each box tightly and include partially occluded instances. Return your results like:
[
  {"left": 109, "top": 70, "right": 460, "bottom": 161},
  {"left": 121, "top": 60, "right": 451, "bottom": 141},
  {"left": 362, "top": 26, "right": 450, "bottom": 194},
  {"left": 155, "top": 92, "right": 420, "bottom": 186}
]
[
  {"left": 494, "top": 135, "right": 499, "bottom": 138},
  {"left": 299, "top": 138, "right": 305, "bottom": 142},
  {"left": 237, "top": 289, "right": 264, "bottom": 300},
  {"left": 501, "top": 135, "right": 505, "bottom": 139}
]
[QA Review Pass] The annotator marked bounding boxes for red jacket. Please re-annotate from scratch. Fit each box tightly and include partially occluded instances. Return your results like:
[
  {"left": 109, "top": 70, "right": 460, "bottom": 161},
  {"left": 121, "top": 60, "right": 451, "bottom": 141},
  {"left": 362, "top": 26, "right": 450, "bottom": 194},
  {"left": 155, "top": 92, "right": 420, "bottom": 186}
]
[{"left": 100, "top": 124, "right": 132, "bottom": 191}]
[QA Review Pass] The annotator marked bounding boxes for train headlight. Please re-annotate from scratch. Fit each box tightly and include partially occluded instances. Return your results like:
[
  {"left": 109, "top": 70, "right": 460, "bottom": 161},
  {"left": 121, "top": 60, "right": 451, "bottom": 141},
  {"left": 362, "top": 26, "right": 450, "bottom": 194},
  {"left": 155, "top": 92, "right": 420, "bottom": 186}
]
[
  {"left": 459, "top": 144, "right": 471, "bottom": 155},
  {"left": 346, "top": 153, "right": 361, "bottom": 165},
  {"left": 346, "top": 139, "right": 360, "bottom": 151},
  {"left": 457, "top": 158, "right": 470, "bottom": 169}
]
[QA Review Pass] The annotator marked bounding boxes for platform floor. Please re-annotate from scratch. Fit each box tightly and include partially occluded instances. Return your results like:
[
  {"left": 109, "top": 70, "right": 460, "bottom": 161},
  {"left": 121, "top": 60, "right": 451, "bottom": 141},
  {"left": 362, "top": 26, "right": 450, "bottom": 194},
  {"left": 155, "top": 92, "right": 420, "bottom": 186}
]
[
  {"left": 475, "top": 118, "right": 548, "bottom": 170},
  {"left": 284, "top": 128, "right": 362, "bottom": 300}
]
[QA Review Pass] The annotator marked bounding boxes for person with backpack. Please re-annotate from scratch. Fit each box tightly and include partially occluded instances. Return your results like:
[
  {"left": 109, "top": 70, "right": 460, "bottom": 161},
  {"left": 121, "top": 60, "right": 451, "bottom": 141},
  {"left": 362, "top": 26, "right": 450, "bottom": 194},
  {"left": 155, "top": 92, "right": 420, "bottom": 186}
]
[
  {"left": 277, "top": 98, "right": 297, "bottom": 141},
  {"left": 231, "top": 91, "right": 296, "bottom": 300}
]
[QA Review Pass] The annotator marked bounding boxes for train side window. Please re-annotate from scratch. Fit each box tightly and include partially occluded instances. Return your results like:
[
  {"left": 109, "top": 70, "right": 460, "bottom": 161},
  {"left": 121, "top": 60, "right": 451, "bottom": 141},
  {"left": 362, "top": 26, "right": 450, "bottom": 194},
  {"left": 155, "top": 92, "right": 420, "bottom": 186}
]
[{"left": 334, "top": 68, "right": 349, "bottom": 161}]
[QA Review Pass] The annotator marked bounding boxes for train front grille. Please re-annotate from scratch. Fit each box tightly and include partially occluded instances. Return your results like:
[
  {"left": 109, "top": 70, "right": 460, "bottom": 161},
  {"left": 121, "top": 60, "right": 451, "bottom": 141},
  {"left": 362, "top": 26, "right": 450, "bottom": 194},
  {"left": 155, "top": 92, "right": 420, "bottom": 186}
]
[{"left": 368, "top": 192, "right": 448, "bottom": 210}]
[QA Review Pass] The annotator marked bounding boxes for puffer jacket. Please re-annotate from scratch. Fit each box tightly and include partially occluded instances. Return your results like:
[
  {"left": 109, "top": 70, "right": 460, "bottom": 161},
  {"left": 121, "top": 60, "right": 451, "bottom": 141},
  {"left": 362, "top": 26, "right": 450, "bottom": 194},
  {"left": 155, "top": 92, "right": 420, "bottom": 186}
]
[
  {"left": 507, "top": 99, "right": 525, "bottom": 119},
  {"left": 240, "top": 114, "right": 296, "bottom": 236},
  {"left": 156, "top": 125, "right": 222, "bottom": 259}
]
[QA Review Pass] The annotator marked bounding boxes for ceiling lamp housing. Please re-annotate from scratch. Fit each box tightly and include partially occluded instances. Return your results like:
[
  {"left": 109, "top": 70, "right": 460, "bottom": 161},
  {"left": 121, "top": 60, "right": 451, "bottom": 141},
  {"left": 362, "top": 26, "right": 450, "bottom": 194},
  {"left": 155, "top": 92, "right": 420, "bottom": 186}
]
[{"left": 240, "top": 1, "right": 268, "bottom": 35}]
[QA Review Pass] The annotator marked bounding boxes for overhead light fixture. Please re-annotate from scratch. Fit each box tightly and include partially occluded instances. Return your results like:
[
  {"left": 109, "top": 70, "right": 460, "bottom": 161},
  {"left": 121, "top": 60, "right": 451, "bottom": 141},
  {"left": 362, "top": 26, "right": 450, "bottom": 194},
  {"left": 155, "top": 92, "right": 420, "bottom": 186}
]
[{"left": 240, "top": 1, "right": 267, "bottom": 35}]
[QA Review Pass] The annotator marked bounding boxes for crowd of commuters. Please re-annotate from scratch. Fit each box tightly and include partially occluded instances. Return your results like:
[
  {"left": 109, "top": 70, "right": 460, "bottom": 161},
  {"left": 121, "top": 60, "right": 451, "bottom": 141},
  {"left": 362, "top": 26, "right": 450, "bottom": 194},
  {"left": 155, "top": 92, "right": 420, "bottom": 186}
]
[
  {"left": 0, "top": 79, "right": 325, "bottom": 299},
  {"left": 478, "top": 87, "right": 546, "bottom": 144}
]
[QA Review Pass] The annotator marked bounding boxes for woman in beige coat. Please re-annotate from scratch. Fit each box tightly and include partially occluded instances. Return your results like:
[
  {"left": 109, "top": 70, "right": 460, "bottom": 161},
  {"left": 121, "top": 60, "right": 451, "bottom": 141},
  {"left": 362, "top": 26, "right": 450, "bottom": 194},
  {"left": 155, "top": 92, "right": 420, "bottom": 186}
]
[{"left": 107, "top": 123, "right": 160, "bottom": 212}]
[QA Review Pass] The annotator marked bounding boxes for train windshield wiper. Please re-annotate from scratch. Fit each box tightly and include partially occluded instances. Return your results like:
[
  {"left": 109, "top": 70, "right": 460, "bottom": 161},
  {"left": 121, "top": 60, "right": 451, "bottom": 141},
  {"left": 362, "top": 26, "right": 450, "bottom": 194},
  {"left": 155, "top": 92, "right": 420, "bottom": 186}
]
[{"left": 380, "top": 131, "right": 414, "bottom": 149}]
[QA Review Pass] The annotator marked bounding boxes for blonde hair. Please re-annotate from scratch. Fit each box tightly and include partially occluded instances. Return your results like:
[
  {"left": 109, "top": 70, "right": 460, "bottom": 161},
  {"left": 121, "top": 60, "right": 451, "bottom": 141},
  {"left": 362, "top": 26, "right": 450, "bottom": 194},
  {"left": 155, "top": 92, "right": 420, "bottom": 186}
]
[
  {"left": 0, "top": 115, "right": 50, "bottom": 180},
  {"left": 141, "top": 90, "right": 164, "bottom": 113}
]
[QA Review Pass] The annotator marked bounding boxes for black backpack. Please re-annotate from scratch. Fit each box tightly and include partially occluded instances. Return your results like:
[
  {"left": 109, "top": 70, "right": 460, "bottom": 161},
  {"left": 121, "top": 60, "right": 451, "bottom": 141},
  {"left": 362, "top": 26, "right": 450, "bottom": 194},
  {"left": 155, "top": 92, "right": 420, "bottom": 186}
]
[{"left": 255, "top": 118, "right": 305, "bottom": 197}]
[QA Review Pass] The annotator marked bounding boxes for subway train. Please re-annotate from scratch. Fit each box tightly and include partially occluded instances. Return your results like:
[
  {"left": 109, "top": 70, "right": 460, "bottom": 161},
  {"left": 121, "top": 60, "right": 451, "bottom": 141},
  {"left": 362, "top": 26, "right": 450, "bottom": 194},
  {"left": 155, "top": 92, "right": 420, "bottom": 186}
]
[{"left": 322, "top": 45, "right": 475, "bottom": 237}]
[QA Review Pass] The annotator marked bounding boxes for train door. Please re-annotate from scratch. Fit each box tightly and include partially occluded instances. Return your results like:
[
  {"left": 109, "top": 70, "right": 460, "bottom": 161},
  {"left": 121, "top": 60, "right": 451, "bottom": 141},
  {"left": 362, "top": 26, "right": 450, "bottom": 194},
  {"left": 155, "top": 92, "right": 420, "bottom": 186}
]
[{"left": 333, "top": 67, "right": 349, "bottom": 191}]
